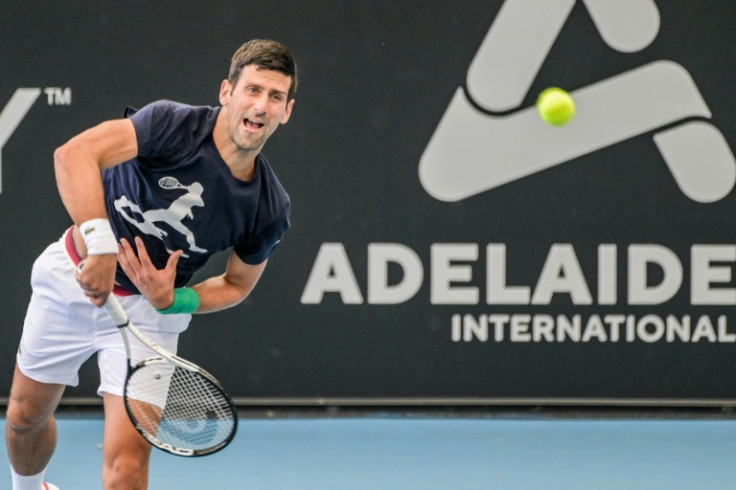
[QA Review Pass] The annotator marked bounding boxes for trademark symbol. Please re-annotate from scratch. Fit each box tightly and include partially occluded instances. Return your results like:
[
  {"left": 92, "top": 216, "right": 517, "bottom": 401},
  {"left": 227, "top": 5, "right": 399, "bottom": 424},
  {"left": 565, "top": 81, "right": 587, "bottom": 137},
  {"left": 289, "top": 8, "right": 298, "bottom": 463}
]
[{"left": 44, "top": 87, "right": 72, "bottom": 106}]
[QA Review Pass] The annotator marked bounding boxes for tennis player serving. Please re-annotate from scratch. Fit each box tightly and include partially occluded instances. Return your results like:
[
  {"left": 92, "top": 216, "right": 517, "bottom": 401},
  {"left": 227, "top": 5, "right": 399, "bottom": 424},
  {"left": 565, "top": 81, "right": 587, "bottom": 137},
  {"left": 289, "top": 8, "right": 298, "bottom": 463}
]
[{"left": 5, "top": 39, "right": 296, "bottom": 490}]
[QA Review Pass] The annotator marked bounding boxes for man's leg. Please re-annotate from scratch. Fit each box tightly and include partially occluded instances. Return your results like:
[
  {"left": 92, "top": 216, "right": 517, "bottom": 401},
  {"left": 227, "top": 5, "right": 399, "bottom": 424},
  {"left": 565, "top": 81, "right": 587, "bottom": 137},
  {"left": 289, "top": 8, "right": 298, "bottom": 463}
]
[
  {"left": 5, "top": 365, "right": 65, "bottom": 478},
  {"left": 101, "top": 393, "right": 152, "bottom": 490}
]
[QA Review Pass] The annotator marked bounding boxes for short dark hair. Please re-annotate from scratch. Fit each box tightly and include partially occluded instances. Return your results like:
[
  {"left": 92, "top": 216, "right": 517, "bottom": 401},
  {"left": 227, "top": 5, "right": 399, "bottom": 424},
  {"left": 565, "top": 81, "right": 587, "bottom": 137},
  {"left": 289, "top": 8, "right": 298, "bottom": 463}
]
[{"left": 228, "top": 39, "right": 298, "bottom": 100}]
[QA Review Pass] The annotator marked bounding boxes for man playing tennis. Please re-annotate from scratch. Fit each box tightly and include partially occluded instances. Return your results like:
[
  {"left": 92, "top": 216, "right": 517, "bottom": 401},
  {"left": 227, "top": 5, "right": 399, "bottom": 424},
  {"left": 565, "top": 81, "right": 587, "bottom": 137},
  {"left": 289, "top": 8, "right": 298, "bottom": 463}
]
[{"left": 5, "top": 39, "right": 296, "bottom": 489}]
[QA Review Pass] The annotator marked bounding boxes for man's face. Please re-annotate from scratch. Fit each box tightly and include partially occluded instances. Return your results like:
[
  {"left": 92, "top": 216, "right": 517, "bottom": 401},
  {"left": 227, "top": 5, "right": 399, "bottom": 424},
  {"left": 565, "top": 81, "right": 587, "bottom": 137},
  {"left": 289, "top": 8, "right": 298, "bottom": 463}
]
[{"left": 219, "top": 64, "right": 294, "bottom": 153}]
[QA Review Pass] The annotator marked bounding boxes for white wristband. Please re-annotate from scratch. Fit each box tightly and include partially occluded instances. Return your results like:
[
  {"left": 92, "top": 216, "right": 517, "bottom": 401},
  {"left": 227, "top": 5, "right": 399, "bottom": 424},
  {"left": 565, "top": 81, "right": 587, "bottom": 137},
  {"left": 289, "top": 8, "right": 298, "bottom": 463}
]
[{"left": 79, "top": 218, "right": 118, "bottom": 255}]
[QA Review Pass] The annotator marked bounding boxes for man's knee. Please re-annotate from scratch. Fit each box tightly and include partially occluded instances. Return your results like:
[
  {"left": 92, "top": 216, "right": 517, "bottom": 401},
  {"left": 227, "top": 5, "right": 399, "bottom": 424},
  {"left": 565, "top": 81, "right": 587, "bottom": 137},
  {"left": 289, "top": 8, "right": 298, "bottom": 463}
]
[
  {"left": 6, "top": 397, "right": 54, "bottom": 434},
  {"left": 103, "top": 450, "right": 150, "bottom": 490},
  {"left": 6, "top": 369, "right": 64, "bottom": 433}
]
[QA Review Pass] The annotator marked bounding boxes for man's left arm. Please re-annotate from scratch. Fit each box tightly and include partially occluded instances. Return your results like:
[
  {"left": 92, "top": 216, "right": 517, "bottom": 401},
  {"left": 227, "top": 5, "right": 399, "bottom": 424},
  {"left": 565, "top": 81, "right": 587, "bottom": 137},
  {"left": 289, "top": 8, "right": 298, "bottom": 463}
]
[
  {"left": 118, "top": 237, "right": 267, "bottom": 313},
  {"left": 191, "top": 252, "right": 267, "bottom": 313}
]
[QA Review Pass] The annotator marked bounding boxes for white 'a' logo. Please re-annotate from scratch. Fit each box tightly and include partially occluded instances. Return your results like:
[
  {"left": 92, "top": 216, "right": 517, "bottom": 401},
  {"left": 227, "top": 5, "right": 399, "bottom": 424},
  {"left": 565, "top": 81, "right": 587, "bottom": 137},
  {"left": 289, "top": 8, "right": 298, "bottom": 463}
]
[{"left": 419, "top": 0, "right": 736, "bottom": 203}]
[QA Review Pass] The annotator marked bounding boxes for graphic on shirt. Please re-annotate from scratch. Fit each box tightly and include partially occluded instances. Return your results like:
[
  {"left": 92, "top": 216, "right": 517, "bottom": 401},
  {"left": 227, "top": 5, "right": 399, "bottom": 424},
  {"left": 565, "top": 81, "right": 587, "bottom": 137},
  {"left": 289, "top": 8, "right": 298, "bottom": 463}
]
[
  {"left": 114, "top": 176, "right": 208, "bottom": 257},
  {"left": 419, "top": 0, "right": 736, "bottom": 203}
]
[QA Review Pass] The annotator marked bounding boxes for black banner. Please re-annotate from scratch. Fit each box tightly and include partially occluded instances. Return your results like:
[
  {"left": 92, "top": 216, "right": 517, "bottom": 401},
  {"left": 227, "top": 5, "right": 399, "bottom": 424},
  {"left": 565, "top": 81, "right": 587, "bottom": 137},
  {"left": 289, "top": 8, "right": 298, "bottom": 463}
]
[{"left": 1, "top": 0, "right": 735, "bottom": 404}]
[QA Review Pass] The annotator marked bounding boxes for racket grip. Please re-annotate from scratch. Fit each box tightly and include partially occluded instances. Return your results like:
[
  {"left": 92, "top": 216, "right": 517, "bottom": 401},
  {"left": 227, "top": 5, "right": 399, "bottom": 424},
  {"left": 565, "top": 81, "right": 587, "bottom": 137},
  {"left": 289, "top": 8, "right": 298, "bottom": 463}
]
[{"left": 103, "top": 294, "right": 130, "bottom": 327}]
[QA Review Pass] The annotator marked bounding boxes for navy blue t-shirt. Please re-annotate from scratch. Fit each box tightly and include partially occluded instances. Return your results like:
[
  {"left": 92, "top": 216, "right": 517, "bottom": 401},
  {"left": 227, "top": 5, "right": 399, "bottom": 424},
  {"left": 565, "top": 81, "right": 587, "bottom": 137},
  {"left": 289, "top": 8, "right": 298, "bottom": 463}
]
[{"left": 102, "top": 100, "right": 290, "bottom": 294}]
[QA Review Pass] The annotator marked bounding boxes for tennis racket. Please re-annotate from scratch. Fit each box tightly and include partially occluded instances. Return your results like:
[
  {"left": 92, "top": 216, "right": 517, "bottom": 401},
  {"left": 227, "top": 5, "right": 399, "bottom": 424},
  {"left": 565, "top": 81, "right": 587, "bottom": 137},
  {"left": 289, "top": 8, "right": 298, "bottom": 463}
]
[
  {"left": 102, "top": 294, "right": 238, "bottom": 457},
  {"left": 158, "top": 176, "right": 188, "bottom": 189}
]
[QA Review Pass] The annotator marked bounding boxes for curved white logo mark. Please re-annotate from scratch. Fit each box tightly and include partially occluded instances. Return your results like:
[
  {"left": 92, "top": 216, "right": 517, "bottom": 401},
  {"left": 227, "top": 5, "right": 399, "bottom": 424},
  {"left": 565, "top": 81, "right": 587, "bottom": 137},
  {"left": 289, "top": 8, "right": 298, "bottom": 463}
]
[
  {"left": 0, "top": 88, "right": 41, "bottom": 195},
  {"left": 419, "top": 0, "right": 736, "bottom": 203}
]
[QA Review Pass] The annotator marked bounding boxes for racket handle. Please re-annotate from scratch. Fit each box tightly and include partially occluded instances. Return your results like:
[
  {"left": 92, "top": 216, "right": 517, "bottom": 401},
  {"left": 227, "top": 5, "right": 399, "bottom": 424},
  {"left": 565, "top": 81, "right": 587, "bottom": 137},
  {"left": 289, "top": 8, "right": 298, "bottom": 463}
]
[
  {"left": 79, "top": 260, "right": 130, "bottom": 328},
  {"left": 103, "top": 294, "right": 130, "bottom": 327}
]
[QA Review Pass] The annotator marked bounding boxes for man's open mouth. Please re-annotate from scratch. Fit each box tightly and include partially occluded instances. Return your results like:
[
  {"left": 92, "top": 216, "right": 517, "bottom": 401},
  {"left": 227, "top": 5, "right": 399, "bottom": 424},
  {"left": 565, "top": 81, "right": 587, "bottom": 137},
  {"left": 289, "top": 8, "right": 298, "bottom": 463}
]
[{"left": 244, "top": 118, "right": 265, "bottom": 130}]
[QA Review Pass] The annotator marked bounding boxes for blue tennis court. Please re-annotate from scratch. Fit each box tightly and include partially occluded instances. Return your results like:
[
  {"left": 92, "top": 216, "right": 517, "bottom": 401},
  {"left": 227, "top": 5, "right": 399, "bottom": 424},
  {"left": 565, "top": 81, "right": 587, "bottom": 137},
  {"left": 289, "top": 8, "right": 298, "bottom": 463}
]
[{"left": 3, "top": 413, "right": 736, "bottom": 489}]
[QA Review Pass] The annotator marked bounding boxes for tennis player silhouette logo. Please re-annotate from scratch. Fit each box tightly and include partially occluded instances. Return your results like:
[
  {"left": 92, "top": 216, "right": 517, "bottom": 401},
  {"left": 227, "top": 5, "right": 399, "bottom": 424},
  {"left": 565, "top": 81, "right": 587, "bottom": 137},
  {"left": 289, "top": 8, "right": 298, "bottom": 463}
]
[
  {"left": 113, "top": 176, "right": 208, "bottom": 257},
  {"left": 419, "top": 0, "right": 736, "bottom": 203}
]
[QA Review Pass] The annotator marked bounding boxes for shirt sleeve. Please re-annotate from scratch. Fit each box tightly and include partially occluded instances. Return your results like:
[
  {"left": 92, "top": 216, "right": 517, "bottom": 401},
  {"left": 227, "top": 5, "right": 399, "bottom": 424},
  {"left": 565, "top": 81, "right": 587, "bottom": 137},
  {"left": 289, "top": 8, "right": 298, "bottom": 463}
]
[
  {"left": 234, "top": 206, "right": 291, "bottom": 264},
  {"left": 126, "top": 100, "right": 199, "bottom": 164}
]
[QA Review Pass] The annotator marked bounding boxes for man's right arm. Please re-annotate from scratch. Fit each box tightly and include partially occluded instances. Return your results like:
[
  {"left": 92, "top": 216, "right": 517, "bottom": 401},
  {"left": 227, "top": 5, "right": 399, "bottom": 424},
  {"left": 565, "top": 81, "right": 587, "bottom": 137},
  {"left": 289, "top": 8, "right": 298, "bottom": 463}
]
[
  {"left": 54, "top": 119, "right": 138, "bottom": 224},
  {"left": 54, "top": 118, "right": 138, "bottom": 306}
]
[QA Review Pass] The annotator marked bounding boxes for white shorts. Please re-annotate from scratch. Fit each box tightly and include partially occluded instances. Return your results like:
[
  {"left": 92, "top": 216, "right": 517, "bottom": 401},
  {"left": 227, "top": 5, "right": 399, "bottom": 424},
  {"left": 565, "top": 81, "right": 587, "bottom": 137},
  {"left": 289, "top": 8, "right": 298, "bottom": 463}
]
[{"left": 17, "top": 230, "right": 191, "bottom": 397}]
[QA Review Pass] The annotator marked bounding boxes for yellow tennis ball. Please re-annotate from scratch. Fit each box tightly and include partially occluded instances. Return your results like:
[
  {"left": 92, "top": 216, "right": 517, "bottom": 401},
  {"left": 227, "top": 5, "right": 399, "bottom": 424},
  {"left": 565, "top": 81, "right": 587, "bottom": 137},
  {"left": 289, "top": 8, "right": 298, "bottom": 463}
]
[{"left": 536, "top": 87, "right": 576, "bottom": 126}]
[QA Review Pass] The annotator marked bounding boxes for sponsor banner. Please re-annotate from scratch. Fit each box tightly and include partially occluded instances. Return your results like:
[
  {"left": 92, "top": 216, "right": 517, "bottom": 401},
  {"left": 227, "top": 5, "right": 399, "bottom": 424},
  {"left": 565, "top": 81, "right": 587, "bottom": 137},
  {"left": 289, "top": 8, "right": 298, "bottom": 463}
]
[{"left": 1, "top": 0, "right": 735, "bottom": 403}]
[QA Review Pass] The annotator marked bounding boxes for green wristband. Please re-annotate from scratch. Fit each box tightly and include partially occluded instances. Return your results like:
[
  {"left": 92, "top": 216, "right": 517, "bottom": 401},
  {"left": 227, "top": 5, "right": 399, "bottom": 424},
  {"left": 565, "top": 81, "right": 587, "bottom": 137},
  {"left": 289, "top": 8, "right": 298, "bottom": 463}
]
[{"left": 157, "top": 287, "right": 200, "bottom": 315}]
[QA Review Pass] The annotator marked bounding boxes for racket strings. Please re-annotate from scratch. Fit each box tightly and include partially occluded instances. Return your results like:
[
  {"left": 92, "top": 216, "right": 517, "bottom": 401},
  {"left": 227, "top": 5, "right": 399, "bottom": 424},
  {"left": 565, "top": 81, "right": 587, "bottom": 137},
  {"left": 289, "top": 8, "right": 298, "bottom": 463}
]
[{"left": 126, "top": 363, "right": 236, "bottom": 452}]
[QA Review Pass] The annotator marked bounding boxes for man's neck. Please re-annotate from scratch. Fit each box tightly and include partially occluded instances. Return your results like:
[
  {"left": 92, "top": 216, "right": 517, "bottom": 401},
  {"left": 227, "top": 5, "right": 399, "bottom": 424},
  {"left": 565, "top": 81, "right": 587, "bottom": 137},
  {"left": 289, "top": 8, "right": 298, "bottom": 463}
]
[{"left": 213, "top": 109, "right": 259, "bottom": 181}]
